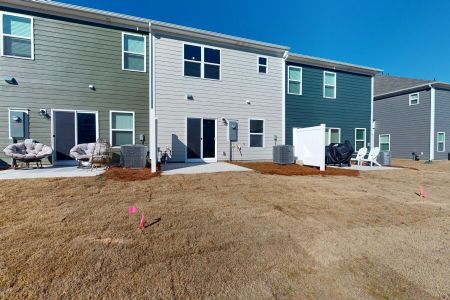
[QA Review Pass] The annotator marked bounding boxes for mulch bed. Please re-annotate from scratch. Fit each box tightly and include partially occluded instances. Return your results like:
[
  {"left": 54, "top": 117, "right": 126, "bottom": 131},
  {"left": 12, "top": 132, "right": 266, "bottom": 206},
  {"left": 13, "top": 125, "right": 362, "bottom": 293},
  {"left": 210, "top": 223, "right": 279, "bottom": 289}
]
[
  {"left": 231, "top": 161, "right": 359, "bottom": 177},
  {"left": 101, "top": 167, "right": 160, "bottom": 181}
]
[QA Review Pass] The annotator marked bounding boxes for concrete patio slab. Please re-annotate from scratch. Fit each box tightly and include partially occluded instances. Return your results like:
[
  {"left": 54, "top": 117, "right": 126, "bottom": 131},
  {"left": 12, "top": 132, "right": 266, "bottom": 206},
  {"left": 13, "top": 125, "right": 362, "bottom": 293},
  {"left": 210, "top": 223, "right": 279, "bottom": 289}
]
[
  {"left": 0, "top": 166, "right": 105, "bottom": 180},
  {"left": 162, "top": 162, "right": 252, "bottom": 175}
]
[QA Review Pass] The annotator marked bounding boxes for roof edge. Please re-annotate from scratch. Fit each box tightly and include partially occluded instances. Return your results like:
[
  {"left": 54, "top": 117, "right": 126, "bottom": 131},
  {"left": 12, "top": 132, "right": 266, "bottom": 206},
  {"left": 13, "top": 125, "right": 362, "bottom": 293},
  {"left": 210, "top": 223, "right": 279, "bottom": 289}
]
[
  {"left": 2, "top": 0, "right": 289, "bottom": 54},
  {"left": 375, "top": 81, "right": 450, "bottom": 99},
  {"left": 287, "top": 53, "right": 382, "bottom": 76}
]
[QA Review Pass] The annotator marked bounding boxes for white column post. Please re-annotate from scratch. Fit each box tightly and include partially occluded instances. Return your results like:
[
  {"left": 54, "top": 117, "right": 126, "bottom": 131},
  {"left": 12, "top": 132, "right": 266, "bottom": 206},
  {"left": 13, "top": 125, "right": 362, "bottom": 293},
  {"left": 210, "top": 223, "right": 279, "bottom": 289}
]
[
  {"left": 370, "top": 76, "right": 375, "bottom": 149},
  {"left": 149, "top": 22, "right": 157, "bottom": 172},
  {"left": 429, "top": 85, "right": 435, "bottom": 161}
]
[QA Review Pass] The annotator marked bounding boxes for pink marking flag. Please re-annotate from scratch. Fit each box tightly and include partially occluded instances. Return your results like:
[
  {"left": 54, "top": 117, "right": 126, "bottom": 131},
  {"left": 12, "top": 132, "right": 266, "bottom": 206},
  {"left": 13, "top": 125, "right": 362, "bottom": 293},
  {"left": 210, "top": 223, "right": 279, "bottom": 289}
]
[
  {"left": 128, "top": 206, "right": 137, "bottom": 215},
  {"left": 139, "top": 214, "right": 145, "bottom": 229},
  {"left": 419, "top": 186, "right": 428, "bottom": 198}
]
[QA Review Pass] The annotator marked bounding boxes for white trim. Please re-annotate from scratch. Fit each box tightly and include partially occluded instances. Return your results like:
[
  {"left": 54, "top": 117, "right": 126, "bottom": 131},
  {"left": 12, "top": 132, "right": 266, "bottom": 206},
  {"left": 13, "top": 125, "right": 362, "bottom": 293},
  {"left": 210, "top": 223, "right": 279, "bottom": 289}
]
[
  {"left": 323, "top": 71, "right": 337, "bottom": 99},
  {"left": 282, "top": 52, "right": 287, "bottom": 145},
  {"left": 0, "top": 11, "right": 35, "bottom": 60},
  {"left": 355, "top": 128, "right": 367, "bottom": 151},
  {"left": 109, "top": 110, "right": 136, "bottom": 148},
  {"left": 185, "top": 117, "right": 218, "bottom": 162},
  {"left": 287, "top": 65, "right": 302, "bottom": 95},
  {"left": 248, "top": 118, "right": 265, "bottom": 148},
  {"left": 378, "top": 133, "right": 390, "bottom": 151},
  {"left": 257, "top": 55, "right": 268, "bottom": 74},
  {"left": 8, "top": 108, "right": 29, "bottom": 140},
  {"left": 437, "top": 132, "right": 445, "bottom": 153},
  {"left": 149, "top": 24, "right": 157, "bottom": 172},
  {"left": 122, "top": 32, "right": 147, "bottom": 72},
  {"left": 51, "top": 109, "right": 99, "bottom": 165},
  {"left": 409, "top": 92, "right": 419, "bottom": 106},
  {"left": 325, "top": 127, "right": 341, "bottom": 145},
  {"left": 370, "top": 76, "right": 375, "bottom": 149},
  {"left": 430, "top": 86, "right": 435, "bottom": 160},
  {"left": 182, "top": 42, "right": 221, "bottom": 80}
]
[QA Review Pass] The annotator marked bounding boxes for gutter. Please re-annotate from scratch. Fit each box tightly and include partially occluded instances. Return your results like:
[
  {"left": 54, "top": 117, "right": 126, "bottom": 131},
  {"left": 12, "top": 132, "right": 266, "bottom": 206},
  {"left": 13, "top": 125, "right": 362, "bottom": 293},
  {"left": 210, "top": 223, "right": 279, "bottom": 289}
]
[
  {"left": 374, "top": 81, "right": 450, "bottom": 100},
  {"left": 287, "top": 53, "right": 382, "bottom": 76},
  {"left": 3, "top": 0, "right": 289, "bottom": 56}
]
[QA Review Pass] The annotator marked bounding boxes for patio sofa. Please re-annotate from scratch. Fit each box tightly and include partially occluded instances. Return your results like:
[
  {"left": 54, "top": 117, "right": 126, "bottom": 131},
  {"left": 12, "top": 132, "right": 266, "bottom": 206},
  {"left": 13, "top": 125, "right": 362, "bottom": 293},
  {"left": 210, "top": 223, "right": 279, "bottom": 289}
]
[{"left": 3, "top": 139, "right": 53, "bottom": 168}]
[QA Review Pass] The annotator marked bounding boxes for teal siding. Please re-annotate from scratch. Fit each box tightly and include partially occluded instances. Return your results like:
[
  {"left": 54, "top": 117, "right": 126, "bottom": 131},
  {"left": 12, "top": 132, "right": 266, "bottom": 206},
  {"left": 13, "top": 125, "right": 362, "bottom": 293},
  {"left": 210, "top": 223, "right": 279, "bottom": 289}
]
[{"left": 285, "top": 62, "right": 372, "bottom": 149}]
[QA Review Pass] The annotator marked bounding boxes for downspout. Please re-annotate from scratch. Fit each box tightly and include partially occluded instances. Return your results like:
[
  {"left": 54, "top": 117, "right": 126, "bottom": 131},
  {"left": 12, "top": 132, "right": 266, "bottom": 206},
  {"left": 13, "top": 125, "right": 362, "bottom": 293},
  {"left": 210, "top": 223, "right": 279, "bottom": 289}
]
[
  {"left": 370, "top": 76, "right": 375, "bottom": 149},
  {"left": 429, "top": 84, "right": 435, "bottom": 161},
  {"left": 149, "top": 21, "right": 157, "bottom": 172},
  {"left": 281, "top": 51, "right": 288, "bottom": 145}
]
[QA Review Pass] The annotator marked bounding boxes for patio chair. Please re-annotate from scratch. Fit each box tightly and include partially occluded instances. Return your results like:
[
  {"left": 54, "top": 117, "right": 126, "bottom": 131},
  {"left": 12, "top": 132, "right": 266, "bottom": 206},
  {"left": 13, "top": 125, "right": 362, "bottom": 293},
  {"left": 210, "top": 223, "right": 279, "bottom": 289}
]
[
  {"left": 3, "top": 139, "right": 53, "bottom": 168},
  {"left": 70, "top": 139, "right": 112, "bottom": 169},
  {"left": 361, "top": 147, "right": 382, "bottom": 167},
  {"left": 351, "top": 147, "right": 367, "bottom": 166}
]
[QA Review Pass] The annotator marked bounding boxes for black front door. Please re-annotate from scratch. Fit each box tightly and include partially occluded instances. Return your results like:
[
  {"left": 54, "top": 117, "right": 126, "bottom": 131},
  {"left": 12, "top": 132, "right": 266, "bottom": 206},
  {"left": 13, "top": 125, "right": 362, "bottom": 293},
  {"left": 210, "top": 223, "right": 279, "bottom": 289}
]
[{"left": 202, "top": 119, "right": 215, "bottom": 159}]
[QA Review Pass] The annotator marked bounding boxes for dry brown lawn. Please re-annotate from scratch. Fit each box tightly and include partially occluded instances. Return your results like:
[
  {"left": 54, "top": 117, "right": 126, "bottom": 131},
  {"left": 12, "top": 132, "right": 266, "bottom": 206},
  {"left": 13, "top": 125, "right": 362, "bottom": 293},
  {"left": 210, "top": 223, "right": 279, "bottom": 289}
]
[{"left": 0, "top": 159, "right": 449, "bottom": 299}]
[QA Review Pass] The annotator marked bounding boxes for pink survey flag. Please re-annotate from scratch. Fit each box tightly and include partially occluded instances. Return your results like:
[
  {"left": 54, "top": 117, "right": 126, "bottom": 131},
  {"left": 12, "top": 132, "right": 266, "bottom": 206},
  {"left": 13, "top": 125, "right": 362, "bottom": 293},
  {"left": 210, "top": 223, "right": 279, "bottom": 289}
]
[
  {"left": 128, "top": 206, "right": 137, "bottom": 214},
  {"left": 419, "top": 186, "right": 428, "bottom": 198},
  {"left": 139, "top": 214, "right": 145, "bottom": 229}
]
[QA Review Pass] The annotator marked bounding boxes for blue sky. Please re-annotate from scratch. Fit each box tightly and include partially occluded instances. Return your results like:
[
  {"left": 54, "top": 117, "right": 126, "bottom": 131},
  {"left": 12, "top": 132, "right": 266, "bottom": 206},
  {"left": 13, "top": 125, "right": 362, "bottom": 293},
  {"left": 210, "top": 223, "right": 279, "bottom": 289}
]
[{"left": 60, "top": 0, "right": 450, "bottom": 82}]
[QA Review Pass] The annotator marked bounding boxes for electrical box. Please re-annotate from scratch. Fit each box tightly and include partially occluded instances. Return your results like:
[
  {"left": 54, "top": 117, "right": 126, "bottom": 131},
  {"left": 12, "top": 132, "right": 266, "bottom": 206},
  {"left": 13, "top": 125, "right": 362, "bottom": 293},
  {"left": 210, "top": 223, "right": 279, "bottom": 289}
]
[
  {"left": 9, "top": 111, "right": 29, "bottom": 139},
  {"left": 228, "top": 120, "right": 238, "bottom": 142}
]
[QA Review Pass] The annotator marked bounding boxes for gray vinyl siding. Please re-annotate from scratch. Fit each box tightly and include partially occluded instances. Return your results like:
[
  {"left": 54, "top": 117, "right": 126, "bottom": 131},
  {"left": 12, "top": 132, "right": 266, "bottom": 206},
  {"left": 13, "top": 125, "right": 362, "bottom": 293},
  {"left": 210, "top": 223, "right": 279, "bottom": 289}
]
[
  {"left": 0, "top": 8, "right": 149, "bottom": 166},
  {"left": 155, "top": 35, "right": 283, "bottom": 162},
  {"left": 434, "top": 89, "right": 450, "bottom": 160},
  {"left": 285, "top": 62, "right": 372, "bottom": 149},
  {"left": 374, "top": 90, "right": 431, "bottom": 159}
]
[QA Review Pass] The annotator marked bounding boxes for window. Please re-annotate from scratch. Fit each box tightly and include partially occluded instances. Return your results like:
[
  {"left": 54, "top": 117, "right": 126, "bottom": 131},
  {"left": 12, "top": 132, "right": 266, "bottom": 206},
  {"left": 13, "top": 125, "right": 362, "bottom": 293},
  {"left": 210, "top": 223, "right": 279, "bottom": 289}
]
[
  {"left": 379, "top": 134, "right": 390, "bottom": 151},
  {"left": 323, "top": 71, "right": 336, "bottom": 99},
  {"left": 122, "top": 33, "right": 146, "bottom": 72},
  {"left": 288, "top": 66, "right": 302, "bottom": 95},
  {"left": 355, "top": 128, "right": 367, "bottom": 151},
  {"left": 409, "top": 93, "right": 419, "bottom": 105},
  {"left": 258, "top": 56, "right": 268, "bottom": 74},
  {"left": 249, "top": 119, "right": 264, "bottom": 147},
  {"left": 184, "top": 43, "right": 220, "bottom": 80},
  {"left": 1, "top": 13, "right": 33, "bottom": 59},
  {"left": 325, "top": 128, "right": 340, "bottom": 145},
  {"left": 110, "top": 111, "right": 135, "bottom": 147},
  {"left": 437, "top": 132, "right": 445, "bottom": 152}
]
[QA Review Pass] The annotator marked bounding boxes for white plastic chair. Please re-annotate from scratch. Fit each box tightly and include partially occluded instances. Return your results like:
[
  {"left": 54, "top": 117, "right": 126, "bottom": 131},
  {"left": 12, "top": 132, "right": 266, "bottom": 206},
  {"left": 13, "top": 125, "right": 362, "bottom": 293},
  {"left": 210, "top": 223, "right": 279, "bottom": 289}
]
[
  {"left": 362, "top": 147, "right": 381, "bottom": 167},
  {"left": 351, "top": 147, "right": 367, "bottom": 166}
]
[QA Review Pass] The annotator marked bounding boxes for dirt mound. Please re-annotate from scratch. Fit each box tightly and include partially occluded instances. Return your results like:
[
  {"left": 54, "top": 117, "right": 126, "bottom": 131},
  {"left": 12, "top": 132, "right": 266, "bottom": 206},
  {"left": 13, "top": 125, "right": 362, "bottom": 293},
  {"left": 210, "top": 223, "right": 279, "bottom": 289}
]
[
  {"left": 101, "top": 167, "right": 159, "bottom": 181},
  {"left": 232, "top": 161, "right": 359, "bottom": 176}
]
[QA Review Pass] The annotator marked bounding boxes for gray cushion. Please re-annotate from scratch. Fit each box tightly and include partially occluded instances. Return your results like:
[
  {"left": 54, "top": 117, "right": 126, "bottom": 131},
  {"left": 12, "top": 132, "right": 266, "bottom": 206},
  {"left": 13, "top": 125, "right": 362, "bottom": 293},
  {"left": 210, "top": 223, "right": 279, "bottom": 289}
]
[
  {"left": 3, "top": 141, "right": 52, "bottom": 161},
  {"left": 69, "top": 143, "right": 96, "bottom": 160}
]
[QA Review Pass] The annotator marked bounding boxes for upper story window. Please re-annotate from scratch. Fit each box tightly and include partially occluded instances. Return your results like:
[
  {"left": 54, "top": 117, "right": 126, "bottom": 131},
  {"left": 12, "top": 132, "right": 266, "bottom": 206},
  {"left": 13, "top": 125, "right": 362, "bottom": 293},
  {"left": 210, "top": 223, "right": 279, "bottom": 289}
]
[
  {"left": 184, "top": 44, "right": 221, "bottom": 80},
  {"left": 1, "top": 13, "right": 34, "bottom": 59},
  {"left": 288, "top": 66, "right": 302, "bottom": 95},
  {"left": 258, "top": 56, "right": 268, "bottom": 74},
  {"left": 409, "top": 93, "right": 419, "bottom": 105},
  {"left": 323, "top": 71, "right": 336, "bottom": 99},
  {"left": 122, "top": 33, "right": 146, "bottom": 72}
]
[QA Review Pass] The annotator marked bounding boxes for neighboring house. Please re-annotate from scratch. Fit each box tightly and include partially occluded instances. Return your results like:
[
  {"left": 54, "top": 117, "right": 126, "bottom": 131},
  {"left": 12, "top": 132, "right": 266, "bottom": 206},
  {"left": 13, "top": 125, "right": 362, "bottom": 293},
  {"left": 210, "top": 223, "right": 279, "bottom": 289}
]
[
  {"left": 0, "top": 0, "right": 150, "bottom": 167},
  {"left": 151, "top": 24, "right": 288, "bottom": 163},
  {"left": 285, "top": 54, "right": 381, "bottom": 152},
  {"left": 374, "top": 74, "right": 450, "bottom": 160}
]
